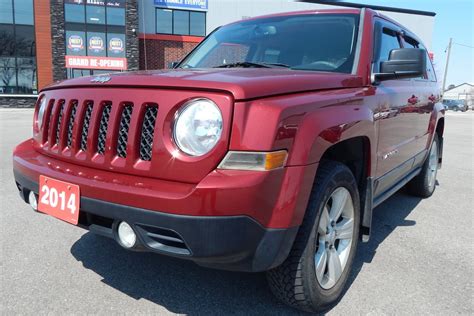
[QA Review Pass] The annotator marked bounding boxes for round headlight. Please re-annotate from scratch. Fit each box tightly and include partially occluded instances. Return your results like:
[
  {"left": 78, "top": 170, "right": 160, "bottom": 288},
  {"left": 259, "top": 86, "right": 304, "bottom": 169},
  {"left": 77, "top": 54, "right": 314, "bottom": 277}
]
[
  {"left": 173, "top": 99, "right": 223, "bottom": 156},
  {"left": 36, "top": 97, "right": 48, "bottom": 130}
]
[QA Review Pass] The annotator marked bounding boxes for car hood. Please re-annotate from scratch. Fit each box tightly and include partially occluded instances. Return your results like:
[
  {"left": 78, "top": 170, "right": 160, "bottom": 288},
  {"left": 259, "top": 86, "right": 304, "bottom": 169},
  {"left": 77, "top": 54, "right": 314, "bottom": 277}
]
[{"left": 43, "top": 68, "right": 363, "bottom": 101}]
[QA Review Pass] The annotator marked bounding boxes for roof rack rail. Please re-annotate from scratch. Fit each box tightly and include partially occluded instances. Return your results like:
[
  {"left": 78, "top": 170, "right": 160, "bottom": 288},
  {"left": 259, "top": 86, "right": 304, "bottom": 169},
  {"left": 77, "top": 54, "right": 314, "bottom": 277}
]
[{"left": 297, "top": 1, "right": 436, "bottom": 17}]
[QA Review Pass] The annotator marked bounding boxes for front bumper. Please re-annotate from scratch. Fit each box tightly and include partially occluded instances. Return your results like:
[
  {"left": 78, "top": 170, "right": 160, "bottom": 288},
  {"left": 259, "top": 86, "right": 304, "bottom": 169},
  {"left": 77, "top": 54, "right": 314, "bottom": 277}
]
[
  {"left": 15, "top": 170, "right": 297, "bottom": 271},
  {"left": 13, "top": 140, "right": 317, "bottom": 271}
]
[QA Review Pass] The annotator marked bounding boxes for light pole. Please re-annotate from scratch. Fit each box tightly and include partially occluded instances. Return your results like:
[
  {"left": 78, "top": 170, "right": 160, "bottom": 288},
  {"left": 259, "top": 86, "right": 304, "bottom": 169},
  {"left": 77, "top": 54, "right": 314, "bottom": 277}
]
[{"left": 442, "top": 38, "right": 452, "bottom": 94}]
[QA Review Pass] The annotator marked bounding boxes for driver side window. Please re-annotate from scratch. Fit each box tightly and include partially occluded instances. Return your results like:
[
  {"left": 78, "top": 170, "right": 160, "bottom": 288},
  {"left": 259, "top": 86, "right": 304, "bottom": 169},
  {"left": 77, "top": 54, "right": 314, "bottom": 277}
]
[{"left": 378, "top": 29, "right": 401, "bottom": 63}]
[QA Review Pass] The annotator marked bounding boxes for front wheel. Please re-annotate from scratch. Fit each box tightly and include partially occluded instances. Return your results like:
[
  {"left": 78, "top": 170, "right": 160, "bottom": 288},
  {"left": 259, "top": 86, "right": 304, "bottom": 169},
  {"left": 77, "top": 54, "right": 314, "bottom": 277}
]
[{"left": 267, "top": 161, "right": 360, "bottom": 313}]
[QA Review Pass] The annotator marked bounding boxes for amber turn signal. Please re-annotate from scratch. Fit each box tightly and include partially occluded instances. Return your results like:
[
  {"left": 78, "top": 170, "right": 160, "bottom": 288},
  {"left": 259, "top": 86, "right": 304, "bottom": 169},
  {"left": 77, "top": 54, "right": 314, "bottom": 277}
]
[
  {"left": 218, "top": 150, "right": 288, "bottom": 171},
  {"left": 264, "top": 150, "right": 288, "bottom": 170}
]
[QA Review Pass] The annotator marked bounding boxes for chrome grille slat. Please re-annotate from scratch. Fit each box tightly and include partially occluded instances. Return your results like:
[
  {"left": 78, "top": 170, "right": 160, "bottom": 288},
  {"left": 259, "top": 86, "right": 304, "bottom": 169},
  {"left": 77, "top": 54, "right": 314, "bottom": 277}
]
[
  {"left": 97, "top": 103, "right": 112, "bottom": 155},
  {"left": 117, "top": 104, "right": 133, "bottom": 158},
  {"left": 139, "top": 105, "right": 158, "bottom": 161},
  {"left": 66, "top": 100, "right": 78, "bottom": 148},
  {"left": 80, "top": 101, "right": 94, "bottom": 151}
]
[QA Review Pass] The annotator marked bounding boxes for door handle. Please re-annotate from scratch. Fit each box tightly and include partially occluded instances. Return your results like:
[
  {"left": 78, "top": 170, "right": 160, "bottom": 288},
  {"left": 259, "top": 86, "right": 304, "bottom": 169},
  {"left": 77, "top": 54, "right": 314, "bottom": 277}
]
[{"left": 408, "top": 95, "right": 419, "bottom": 105}]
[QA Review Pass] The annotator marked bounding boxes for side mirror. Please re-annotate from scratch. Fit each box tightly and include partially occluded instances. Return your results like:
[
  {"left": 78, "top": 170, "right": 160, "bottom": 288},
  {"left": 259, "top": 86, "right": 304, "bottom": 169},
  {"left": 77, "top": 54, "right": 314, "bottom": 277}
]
[
  {"left": 168, "top": 61, "right": 180, "bottom": 69},
  {"left": 373, "top": 48, "right": 426, "bottom": 83}
]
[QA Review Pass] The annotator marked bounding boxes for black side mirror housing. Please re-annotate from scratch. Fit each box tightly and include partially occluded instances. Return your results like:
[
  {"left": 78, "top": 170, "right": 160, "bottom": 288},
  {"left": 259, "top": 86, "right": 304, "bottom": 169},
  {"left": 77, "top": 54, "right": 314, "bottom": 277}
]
[
  {"left": 373, "top": 48, "right": 426, "bottom": 82},
  {"left": 168, "top": 61, "right": 180, "bottom": 69}
]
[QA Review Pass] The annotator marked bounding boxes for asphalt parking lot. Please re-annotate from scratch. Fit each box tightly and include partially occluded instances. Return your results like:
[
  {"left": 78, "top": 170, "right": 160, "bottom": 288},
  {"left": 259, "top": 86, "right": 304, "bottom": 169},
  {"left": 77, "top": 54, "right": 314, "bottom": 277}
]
[{"left": 1, "top": 109, "right": 473, "bottom": 315}]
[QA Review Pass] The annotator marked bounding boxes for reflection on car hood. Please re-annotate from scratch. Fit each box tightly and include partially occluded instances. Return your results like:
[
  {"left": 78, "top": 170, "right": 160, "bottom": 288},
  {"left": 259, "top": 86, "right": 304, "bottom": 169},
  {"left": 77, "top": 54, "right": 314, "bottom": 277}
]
[{"left": 43, "top": 68, "right": 363, "bottom": 100}]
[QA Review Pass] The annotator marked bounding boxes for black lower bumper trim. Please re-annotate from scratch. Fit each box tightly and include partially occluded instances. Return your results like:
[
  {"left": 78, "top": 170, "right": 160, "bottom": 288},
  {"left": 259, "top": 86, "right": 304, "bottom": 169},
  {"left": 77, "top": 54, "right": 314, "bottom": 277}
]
[{"left": 14, "top": 169, "right": 298, "bottom": 272}]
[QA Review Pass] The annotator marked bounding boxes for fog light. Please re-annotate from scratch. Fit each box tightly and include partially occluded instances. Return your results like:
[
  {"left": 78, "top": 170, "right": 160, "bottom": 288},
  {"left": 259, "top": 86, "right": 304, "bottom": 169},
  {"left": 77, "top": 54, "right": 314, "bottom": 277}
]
[
  {"left": 117, "top": 221, "right": 137, "bottom": 248},
  {"left": 28, "top": 191, "right": 37, "bottom": 211}
]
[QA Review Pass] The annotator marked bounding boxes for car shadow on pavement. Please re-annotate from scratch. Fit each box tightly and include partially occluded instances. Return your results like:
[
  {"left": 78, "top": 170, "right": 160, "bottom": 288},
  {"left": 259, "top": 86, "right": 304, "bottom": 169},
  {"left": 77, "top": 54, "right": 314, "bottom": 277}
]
[
  {"left": 70, "top": 190, "right": 422, "bottom": 315},
  {"left": 70, "top": 233, "right": 307, "bottom": 315},
  {"left": 347, "top": 190, "right": 422, "bottom": 285}
]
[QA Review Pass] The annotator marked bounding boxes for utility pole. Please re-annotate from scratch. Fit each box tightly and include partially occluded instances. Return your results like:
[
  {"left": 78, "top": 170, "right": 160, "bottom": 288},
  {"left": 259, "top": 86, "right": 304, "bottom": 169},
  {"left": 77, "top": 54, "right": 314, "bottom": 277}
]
[{"left": 442, "top": 38, "right": 453, "bottom": 94}]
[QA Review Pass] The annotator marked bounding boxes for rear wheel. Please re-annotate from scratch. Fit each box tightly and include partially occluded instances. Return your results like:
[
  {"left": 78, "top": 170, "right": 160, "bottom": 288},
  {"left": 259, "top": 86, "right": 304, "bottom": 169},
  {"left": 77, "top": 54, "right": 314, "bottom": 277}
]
[
  {"left": 267, "top": 161, "right": 360, "bottom": 313},
  {"left": 407, "top": 134, "right": 439, "bottom": 197}
]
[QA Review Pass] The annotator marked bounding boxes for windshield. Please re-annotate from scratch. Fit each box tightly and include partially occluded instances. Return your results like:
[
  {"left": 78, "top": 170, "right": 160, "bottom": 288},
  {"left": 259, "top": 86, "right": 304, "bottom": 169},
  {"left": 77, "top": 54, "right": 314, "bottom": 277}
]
[{"left": 179, "top": 14, "right": 360, "bottom": 73}]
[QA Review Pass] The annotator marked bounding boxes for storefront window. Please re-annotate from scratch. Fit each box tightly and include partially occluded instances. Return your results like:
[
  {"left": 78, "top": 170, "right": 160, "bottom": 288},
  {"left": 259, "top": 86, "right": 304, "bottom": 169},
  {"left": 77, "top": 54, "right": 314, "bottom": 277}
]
[
  {"left": 87, "top": 32, "right": 107, "bottom": 57},
  {"left": 156, "top": 8, "right": 206, "bottom": 36},
  {"left": 14, "top": 0, "right": 34, "bottom": 25},
  {"left": 65, "top": 4, "right": 85, "bottom": 23},
  {"left": 190, "top": 11, "right": 205, "bottom": 36},
  {"left": 15, "top": 25, "right": 35, "bottom": 56},
  {"left": 86, "top": 5, "right": 106, "bottom": 24},
  {"left": 66, "top": 30, "right": 86, "bottom": 56},
  {"left": 156, "top": 9, "right": 172, "bottom": 34},
  {"left": 107, "top": 33, "right": 126, "bottom": 58},
  {"left": 0, "top": 0, "right": 13, "bottom": 24},
  {"left": 107, "top": 7, "right": 125, "bottom": 26},
  {"left": 0, "top": 0, "right": 36, "bottom": 95},
  {"left": 64, "top": 1, "right": 127, "bottom": 78},
  {"left": 173, "top": 10, "right": 189, "bottom": 35}
]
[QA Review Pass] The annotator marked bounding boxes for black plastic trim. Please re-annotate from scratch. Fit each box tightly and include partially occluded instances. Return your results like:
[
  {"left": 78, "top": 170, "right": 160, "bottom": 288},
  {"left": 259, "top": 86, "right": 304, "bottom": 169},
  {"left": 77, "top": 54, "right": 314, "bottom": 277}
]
[
  {"left": 298, "top": 1, "right": 436, "bottom": 16},
  {"left": 13, "top": 170, "right": 298, "bottom": 272},
  {"left": 373, "top": 167, "right": 421, "bottom": 208}
]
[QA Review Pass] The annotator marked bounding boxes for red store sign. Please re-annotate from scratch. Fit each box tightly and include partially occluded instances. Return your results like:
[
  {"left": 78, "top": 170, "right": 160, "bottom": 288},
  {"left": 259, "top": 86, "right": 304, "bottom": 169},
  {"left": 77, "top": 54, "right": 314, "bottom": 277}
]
[{"left": 65, "top": 55, "right": 127, "bottom": 70}]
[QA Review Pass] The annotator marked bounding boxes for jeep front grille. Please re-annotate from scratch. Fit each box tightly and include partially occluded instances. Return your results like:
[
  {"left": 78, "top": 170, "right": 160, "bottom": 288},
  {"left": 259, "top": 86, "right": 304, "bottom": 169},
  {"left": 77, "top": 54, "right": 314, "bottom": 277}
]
[{"left": 41, "top": 99, "right": 160, "bottom": 162}]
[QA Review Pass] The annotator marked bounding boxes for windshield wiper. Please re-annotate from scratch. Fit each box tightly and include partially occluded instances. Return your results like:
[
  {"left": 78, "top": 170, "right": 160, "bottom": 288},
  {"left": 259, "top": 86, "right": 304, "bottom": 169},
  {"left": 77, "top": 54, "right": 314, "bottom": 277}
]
[
  {"left": 263, "top": 62, "right": 291, "bottom": 68},
  {"left": 214, "top": 61, "right": 270, "bottom": 68},
  {"left": 214, "top": 61, "right": 290, "bottom": 69}
]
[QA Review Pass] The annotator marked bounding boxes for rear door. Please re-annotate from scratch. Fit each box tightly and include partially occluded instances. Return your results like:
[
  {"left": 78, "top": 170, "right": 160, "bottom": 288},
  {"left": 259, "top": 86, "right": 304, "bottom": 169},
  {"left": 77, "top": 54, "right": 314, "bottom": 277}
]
[{"left": 372, "top": 19, "right": 421, "bottom": 196}]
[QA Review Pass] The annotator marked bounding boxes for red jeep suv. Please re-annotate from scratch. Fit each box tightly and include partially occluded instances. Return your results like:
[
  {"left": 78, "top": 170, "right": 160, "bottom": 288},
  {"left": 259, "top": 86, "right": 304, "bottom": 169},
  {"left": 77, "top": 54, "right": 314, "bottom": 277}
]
[{"left": 13, "top": 8, "right": 444, "bottom": 312}]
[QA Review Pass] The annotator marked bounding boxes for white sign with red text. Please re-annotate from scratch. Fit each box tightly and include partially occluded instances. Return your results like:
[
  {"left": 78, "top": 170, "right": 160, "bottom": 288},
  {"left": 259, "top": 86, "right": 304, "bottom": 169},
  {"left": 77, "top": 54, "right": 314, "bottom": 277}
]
[{"left": 65, "top": 55, "right": 127, "bottom": 70}]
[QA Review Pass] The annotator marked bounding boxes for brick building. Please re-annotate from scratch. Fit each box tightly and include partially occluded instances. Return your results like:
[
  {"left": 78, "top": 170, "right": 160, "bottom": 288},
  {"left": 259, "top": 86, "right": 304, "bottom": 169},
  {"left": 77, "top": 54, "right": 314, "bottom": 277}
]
[{"left": 0, "top": 0, "right": 435, "bottom": 107}]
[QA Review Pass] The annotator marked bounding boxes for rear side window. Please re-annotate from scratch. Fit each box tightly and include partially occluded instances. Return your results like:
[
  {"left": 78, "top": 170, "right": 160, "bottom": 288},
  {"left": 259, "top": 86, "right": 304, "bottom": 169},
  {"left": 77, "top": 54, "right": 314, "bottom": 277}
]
[{"left": 419, "top": 44, "right": 437, "bottom": 82}]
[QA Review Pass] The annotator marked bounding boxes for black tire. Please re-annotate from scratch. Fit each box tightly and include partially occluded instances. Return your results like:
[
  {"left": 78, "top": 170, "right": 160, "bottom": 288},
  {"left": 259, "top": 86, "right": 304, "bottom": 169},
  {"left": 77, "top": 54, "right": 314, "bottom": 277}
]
[
  {"left": 266, "top": 161, "right": 360, "bottom": 313},
  {"left": 406, "top": 134, "right": 439, "bottom": 198}
]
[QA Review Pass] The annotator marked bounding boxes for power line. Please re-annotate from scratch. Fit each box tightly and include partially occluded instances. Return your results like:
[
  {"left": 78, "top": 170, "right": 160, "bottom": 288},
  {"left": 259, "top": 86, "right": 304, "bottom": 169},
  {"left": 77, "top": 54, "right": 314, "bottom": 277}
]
[{"left": 453, "top": 42, "right": 474, "bottom": 49}]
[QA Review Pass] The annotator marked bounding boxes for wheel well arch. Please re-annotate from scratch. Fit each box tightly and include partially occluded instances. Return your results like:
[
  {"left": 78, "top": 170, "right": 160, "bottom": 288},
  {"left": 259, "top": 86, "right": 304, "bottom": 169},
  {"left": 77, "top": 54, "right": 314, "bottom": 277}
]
[
  {"left": 318, "top": 136, "right": 372, "bottom": 239},
  {"left": 320, "top": 136, "right": 371, "bottom": 189},
  {"left": 436, "top": 117, "right": 445, "bottom": 137}
]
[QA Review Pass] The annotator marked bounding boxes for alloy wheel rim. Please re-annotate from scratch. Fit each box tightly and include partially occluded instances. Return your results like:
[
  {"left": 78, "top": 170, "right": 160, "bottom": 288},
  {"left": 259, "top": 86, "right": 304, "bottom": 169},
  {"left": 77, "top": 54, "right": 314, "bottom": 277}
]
[
  {"left": 427, "top": 141, "right": 438, "bottom": 189},
  {"left": 314, "top": 187, "right": 355, "bottom": 290}
]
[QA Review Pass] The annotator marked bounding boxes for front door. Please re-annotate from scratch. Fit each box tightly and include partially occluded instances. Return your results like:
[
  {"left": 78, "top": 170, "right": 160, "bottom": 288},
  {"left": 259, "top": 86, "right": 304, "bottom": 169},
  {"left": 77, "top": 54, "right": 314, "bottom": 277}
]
[{"left": 372, "top": 20, "right": 421, "bottom": 196}]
